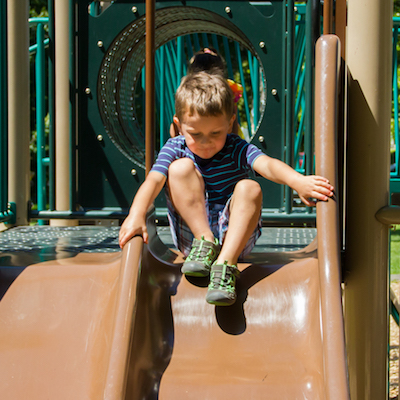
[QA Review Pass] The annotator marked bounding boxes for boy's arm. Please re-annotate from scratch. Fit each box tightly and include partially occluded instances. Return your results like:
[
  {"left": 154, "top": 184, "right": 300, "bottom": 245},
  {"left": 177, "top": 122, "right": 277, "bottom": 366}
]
[
  {"left": 119, "top": 171, "right": 166, "bottom": 248},
  {"left": 253, "top": 154, "right": 334, "bottom": 207}
]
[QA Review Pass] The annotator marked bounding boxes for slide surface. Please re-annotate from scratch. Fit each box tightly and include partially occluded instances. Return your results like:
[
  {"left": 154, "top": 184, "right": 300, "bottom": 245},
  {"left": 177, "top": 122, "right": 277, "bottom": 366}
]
[
  {"left": 0, "top": 234, "right": 143, "bottom": 400},
  {"left": 0, "top": 222, "right": 347, "bottom": 400},
  {"left": 0, "top": 35, "right": 348, "bottom": 400},
  {"left": 125, "top": 34, "right": 349, "bottom": 400},
  {"left": 124, "top": 203, "right": 348, "bottom": 399},
  {"left": 128, "top": 239, "right": 326, "bottom": 399}
]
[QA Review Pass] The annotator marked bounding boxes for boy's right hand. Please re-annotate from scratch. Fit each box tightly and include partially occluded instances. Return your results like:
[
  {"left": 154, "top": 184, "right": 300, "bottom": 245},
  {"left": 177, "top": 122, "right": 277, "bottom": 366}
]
[{"left": 118, "top": 215, "right": 148, "bottom": 249}]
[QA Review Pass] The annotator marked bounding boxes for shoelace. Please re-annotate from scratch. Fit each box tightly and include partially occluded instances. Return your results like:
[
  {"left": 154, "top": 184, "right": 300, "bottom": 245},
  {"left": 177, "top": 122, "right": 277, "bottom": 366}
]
[
  {"left": 186, "top": 238, "right": 214, "bottom": 261},
  {"left": 210, "top": 263, "right": 238, "bottom": 291}
]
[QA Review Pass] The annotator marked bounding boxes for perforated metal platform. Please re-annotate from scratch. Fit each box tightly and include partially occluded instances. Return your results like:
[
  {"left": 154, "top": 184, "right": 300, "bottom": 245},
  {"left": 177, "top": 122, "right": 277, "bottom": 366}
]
[
  {"left": 0, "top": 225, "right": 316, "bottom": 301},
  {"left": 0, "top": 225, "right": 316, "bottom": 268},
  {"left": 157, "top": 226, "right": 316, "bottom": 253}
]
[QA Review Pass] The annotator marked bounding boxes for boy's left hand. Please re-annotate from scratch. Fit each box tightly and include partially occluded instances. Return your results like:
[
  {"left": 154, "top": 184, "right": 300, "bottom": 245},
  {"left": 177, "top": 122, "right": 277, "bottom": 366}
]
[{"left": 295, "top": 175, "right": 334, "bottom": 207}]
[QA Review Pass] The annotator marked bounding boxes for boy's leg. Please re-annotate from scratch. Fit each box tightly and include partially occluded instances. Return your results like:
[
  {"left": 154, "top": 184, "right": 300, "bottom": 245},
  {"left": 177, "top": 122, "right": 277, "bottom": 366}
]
[
  {"left": 206, "top": 179, "right": 262, "bottom": 306},
  {"left": 215, "top": 179, "right": 262, "bottom": 265},
  {"left": 168, "top": 158, "right": 220, "bottom": 276},
  {"left": 168, "top": 158, "right": 214, "bottom": 242}
]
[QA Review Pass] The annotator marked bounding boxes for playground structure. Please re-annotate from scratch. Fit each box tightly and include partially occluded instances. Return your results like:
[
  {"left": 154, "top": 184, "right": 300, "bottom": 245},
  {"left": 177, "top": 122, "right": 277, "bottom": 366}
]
[{"left": 0, "top": 0, "right": 395, "bottom": 399}]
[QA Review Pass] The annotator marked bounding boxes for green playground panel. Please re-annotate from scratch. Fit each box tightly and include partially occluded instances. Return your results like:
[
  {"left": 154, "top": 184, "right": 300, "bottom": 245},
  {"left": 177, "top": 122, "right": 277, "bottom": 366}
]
[{"left": 76, "top": 0, "right": 286, "bottom": 212}]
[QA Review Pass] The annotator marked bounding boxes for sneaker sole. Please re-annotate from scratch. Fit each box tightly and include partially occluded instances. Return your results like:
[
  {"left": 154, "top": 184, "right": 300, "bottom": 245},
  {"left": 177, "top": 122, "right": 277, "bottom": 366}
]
[
  {"left": 206, "top": 290, "right": 236, "bottom": 306},
  {"left": 181, "top": 269, "right": 210, "bottom": 277},
  {"left": 181, "top": 261, "right": 210, "bottom": 277}
]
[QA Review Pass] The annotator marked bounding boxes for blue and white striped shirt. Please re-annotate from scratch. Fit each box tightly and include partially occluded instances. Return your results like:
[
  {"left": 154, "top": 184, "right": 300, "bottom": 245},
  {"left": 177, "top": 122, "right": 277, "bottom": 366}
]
[{"left": 151, "top": 134, "right": 264, "bottom": 204}]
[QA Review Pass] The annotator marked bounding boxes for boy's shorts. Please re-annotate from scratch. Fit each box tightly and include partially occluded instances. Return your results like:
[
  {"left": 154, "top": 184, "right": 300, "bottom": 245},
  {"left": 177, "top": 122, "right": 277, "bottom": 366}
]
[{"left": 166, "top": 190, "right": 262, "bottom": 260}]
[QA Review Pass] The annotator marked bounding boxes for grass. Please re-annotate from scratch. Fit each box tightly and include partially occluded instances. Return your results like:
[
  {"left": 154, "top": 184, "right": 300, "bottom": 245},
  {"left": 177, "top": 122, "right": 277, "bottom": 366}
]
[{"left": 391, "top": 227, "right": 400, "bottom": 276}]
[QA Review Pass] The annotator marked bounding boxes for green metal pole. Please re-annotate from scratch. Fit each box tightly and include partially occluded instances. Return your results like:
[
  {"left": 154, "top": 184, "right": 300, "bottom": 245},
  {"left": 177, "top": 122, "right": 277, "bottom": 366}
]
[
  {"left": 0, "top": 0, "right": 7, "bottom": 216},
  {"left": 193, "top": 33, "right": 200, "bottom": 52},
  {"left": 202, "top": 33, "right": 209, "bottom": 48},
  {"left": 89, "top": 1, "right": 100, "bottom": 16},
  {"left": 285, "top": 0, "right": 295, "bottom": 214},
  {"left": 393, "top": 25, "right": 399, "bottom": 175},
  {"left": 236, "top": 42, "right": 251, "bottom": 141},
  {"left": 223, "top": 36, "right": 233, "bottom": 79},
  {"left": 36, "top": 23, "right": 46, "bottom": 225},
  {"left": 249, "top": 52, "right": 260, "bottom": 128},
  {"left": 177, "top": 36, "right": 183, "bottom": 85},
  {"left": 305, "top": 0, "right": 314, "bottom": 213},
  {"left": 69, "top": 0, "right": 76, "bottom": 211},
  {"left": 212, "top": 34, "right": 219, "bottom": 53},
  {"left": 48, "top": 0, "right": 55, "bottom": 210}
]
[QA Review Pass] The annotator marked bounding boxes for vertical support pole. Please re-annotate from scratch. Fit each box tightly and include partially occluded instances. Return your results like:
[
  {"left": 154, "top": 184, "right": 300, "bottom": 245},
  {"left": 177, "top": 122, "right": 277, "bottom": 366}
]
[
  {"left": 315, "top": 35, "right": 349, "bottom": 400},
  {"left": 393, "top": 26, "right": 399, "bottom": 175},
  {"left": 323, "top": 0, "right": 333, "bottom": 34},
  {"left": 253, "top": 56, "right": 260, "bottom": 128},
  {"left": 345, "top": 1, "right": 392, "bottom": 398},
  {"left": 285, "top": 0, "right": 295, "bottom": 214},
  {"left": 0, "top": 1, "right": 8, "bottom": 217},
  {"left": 176, "top": 36, "right": 183, "bottom": 85},
  {"left": 53, "top": 0, "right": 76, "bottom": 226},
  {"left": 36, "top": 23, "right": 46, "bottom": 225},
  {"left": 159, "top": 45, "right": 166, "bottom": 146},
  {"left": 8, "top": 0, "right": 30, "bottom": 226},
  {"left": 304, "top": 0, "right": 315, "bottom": 197},
  {"left": 48, "top": 0, "right": 55, "bottom": 211},
  {"left": 236, "top": 43, "right": 250, "bottom": 141},
  {"left": 335, "top": 0, "right": 347, "bottom": 61},
  {"left": 335, "top": 0, "right": 347, "bottom": 247},
  {"left": 69, "top": 0, "right": 76, "bottom": 212},
  {"left": 145, "top": 0, "right": 155, "bottom": 175}
]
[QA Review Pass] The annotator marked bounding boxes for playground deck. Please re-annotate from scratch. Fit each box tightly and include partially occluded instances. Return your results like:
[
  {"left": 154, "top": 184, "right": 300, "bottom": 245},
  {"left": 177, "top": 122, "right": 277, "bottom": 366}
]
[{"left": 0, "top": 224, "right": 316, "bottom": 269}]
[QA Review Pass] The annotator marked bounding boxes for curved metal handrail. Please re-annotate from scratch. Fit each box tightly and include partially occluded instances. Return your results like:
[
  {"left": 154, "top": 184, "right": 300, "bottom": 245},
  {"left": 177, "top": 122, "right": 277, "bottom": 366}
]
[{"left": 314, "top": 34, "right": 350, "bottom": 400}]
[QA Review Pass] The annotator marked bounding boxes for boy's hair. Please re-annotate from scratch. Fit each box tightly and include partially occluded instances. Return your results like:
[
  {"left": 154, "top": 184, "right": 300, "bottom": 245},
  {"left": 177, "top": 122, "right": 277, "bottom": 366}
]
[
  {"left": 188, "top": 47, "right": 226, "bottom": 77},
  {"left": 175, "top": 72, "right": 234, "bottom": 121}
]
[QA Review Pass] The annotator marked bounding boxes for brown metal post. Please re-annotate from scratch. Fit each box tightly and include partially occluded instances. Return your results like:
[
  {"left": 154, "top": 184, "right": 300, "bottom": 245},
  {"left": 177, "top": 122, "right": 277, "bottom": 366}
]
[
  {"left": 335, "top": 0, "right": 347, "bottom": 60},
  {"left": 7, "top": 0, "right": 30, "bottom": 226},
  {"left": 345, "top": 1, "right": 392, "bottom": 398},
  {"left": 52, "top": 0, "right": 77, "bottom": 226},
  {"left": 145, "top": 0, "right": 155, "bottom": 175},
  {"left": 315, "top": 35, "right": 349, "bottom": 400},
  {"left": 323, "top": 0, "right": 333, "bottom": 34}
]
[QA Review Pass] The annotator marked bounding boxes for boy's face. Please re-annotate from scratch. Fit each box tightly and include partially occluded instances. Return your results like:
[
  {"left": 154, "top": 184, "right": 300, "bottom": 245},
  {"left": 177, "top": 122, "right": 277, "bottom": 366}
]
[{"left": 173, "top": 111, "right": 235, "bottom": 159}]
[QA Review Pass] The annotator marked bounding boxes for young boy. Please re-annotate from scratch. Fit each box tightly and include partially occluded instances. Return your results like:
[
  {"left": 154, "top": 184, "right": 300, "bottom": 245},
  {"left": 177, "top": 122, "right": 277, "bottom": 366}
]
[{"left": 119, "top": 72, "right": 334, "bottom": 306}]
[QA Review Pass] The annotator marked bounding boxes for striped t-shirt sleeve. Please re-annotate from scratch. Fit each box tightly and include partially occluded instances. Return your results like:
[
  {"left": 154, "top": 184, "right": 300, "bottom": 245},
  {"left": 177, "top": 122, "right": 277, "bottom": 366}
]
[
  {"left": 150, "top": 136, "right": 193, "bottom": 177},
  {"left": 246, "top": 142, "right": 265, "bottom": 169}
]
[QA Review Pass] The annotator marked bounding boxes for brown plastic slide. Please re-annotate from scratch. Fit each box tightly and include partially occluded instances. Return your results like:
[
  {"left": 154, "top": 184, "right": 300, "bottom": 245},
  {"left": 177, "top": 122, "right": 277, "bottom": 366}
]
[
  {"left": 0, "top": 35, "right": 349, "bottom": 399},
  {"left": 0, "top": 241, "right": 144, "bottom": 399}
]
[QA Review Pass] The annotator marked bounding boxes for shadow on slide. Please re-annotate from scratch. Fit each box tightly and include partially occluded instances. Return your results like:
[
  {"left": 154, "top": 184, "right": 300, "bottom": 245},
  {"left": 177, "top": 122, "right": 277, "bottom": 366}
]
[{"left": 0, "top": 35, "right": 348, "bottom": 399}]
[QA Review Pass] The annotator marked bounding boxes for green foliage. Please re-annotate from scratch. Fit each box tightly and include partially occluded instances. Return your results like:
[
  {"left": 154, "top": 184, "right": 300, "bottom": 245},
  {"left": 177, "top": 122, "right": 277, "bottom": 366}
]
[
  {"left": 30, "top": 0, "right": 48, "bottom": 18},
  {"left": 396, "top": 0, "right": 400, "bottom": 16},
  {"left": 391, "top": 227, "right": 400, "bottom": 275},
  {"left": 233, "top": 59, "right": 252, "bottom": 131}
]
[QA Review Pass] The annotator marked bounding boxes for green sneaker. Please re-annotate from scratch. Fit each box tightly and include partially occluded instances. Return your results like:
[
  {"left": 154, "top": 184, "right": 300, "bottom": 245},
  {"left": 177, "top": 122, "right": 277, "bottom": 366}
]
[
  {"left": 206, "top": 261, "right": 240, "bottom": 306},
  {"left": 181, "top": 236, "right": 220, "bottom": 277}
]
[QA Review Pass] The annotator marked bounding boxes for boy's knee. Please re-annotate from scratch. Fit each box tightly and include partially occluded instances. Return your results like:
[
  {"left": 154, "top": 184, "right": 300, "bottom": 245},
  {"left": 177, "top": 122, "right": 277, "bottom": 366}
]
[
  {"left": 235, "top": 180, "right": 262, "bottom": 200},
  {"left": 168, "top": 158, "right": 196, "bottom": 178}
]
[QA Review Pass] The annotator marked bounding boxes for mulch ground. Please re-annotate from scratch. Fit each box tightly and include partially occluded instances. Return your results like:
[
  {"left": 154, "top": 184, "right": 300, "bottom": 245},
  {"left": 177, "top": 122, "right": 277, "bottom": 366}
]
[{"left": 390, "top": 281, "right": 399, "bottom": 400}]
